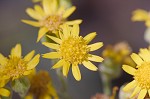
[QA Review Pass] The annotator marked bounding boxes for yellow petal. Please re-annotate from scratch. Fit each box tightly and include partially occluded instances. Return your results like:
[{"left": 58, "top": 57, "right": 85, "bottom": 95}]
[
  {"left": 21, "top": 20, "right": 41, "bottom": 27},
  {"left": 0, "top": 53, "right": 7, "bottom": 65},
  {"left": 88, "top": 54, "right": 103, "bottom": 62},
  {"left": 0, "top": 80, "right": 7, "bottom": 88},
  {"left": 130, "top": 86, "right": 141, "bottom": 98},
  {"left": 50, "top": 0, "right": 57, "bottom": 14},
  {"left": 63, "top": 6, "right": 76, "bottom": 18},
  {"left": 10, "top": 47, "right": 14, "bottom": 56},
  {"left": 145, "top": 20, "right": 150, "bottom": 27},
  {"left": 71, "top": 24, "right": 79, "bottom": 36},
  {"left": 59, "top": 30, "right": 63, "bottom": 39},
  {"left": 82, "top": 61, "right": 98, "bottom": 71},
  {"left": 27, "top": 54, "right": 40, "bottom": 70},
  {"left": 42, "top": 52, "right": 60, "bottom": 59},
  {"left": 24, "top": 50, "right": 35, "bottom": 62},
  {"left": 15, "top": 44, "right": 22, "bottom": 57},
  {"left": 42, "top": 42, "right": 59, "bottom": 49},
  {"left": 26, "top": 8, "right": 42, "bottom": 20},
  {"left": 43, "top": 0, "right": 57, "bottom": 15},
  {"left": 37, "top": 27, "right": 49, "bottom": 42},
  {"left": 139, "top": 48, "right": 150, "bottom": 61},
  {"left": 52, "top": 60, "right": 64, "bottom": 69},
  {"left": 47, "top": 35, "right": 62, "bottom": 44},
  {"left": 11, "top": 44, "right": 22, "bottom": 57},
  {"left": 65, "top": 19, "right": 82, "bottom": 25},
  {"left": 83, "top": 32, "right": 97, "bottom": 44},
  {"left": 63, "top": 61, "right": 70, "bottom": 77},
  {"left": 137, "top": 89, "right": 147, "bottom": 99},
  {"left": 123, "top": 80, "right": 137, "bottom": 92},
  {"left": 72, "top": 64, "right": 81, "bottom": 81},
  {"left": 62, "top": 24, "right": 70, "bottom": 38},
  {"left": 57, "top": 6, "right": 65, "bottom": 14},
  {"left": 88, "top": 42, "right": 103, "bottom": 51},
  {"left": 122, "top": 65, "right": 136, "bottom": 75},
  {"left": 43, "top": 0, "right": 51, "bottom": 15},
  {"left": 23, "top": 70, "right": 33, "bottom": 75},
  {"left": 0, "top": 76, "right": 10, "bottom": 81},
  {"left": 131, "top": 53, "right": 143, "bottom": 66},
  {"left": 0, "top": 88, "right": 10, "bottom": 97},
  {"left": 34, "top": 5, "right": 45, "bottom": 16},
  {"left": 132, "top": 9, "right": 148, "bottom": 21}
]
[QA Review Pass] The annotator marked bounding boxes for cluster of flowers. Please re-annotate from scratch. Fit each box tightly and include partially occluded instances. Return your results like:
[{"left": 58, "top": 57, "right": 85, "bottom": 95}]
[
  {"left": 0, "top": 0, "right": 103, "bottom": 98},
  {"left": 1, "top": 0, "right": 150, "bottom": 99}
]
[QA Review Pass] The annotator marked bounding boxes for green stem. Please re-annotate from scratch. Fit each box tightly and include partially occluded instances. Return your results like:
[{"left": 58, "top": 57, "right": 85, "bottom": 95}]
[
  {"left": 56, "top": 69, "right": 71, "bottom": 99},
  {"left": 101, "top": 73, "right": 111, "bottom": 96}
]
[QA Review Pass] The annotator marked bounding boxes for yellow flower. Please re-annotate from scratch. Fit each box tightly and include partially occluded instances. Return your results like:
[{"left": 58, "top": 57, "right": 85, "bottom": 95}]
[
  {"left": 42, "top": 24, "right": 104, "bottom": 81},
  {"left": 132, "top": 9, "right": 150, "bottom": 27},
  {"left": 102, "top": 42, "right": 133, "bottom": 64},
  {"left": 0, "top": 80, "right": 10, "bottom": 98},
  {"left": 122, "top": 48, "right": 150, "bottom": 99},
  {"left": 0, "top": 44, "right": 40, "bottom": 81},
  {"left": 22, "top": 0, "right": 82, "bottom": 42},
  {"left": 25, "top": 70, "right": 58, "bottom": 99}
]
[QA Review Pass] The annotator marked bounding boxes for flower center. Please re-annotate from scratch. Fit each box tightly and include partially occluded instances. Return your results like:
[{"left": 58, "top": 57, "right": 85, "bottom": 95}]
[
  {"left": 4, "top": 56, "right": 27, "bottom": 78},
  {"left": 29, "top": 71, "right": 51, "bottom": 98},
  {"left": 134, "top": 62, "right": 150, "bottom": 89},
  {"left": 41, "top": 15, "right": 63, "bottom": 31},
  {"left": 59, "top": 36, "right": 90, "bottom": 64}
]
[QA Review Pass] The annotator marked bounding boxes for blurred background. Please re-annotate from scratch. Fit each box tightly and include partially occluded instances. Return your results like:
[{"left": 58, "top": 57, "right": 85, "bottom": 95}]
[{"left": 0, "top": 0, "right": 150, "bottom": 99}]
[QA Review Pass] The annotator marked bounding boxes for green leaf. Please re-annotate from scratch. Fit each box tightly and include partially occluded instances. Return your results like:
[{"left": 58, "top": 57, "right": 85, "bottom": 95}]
[{"left": 11, "top": 77, "right": 30, "bottom": 98}]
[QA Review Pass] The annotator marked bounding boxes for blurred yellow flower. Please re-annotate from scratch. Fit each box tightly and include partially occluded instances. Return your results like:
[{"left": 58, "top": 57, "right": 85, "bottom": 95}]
[
  {"left": 102, "top": 42, "right": 132, "bottom": 64},
  {"left": 25, "top": 70, "right": 58, "bottom": 99},
  {"left": 0, "top": 80, "right": 10, "bottom": 98},
  {"left": 22, "top": 0, "right": 82, "bottom": 42},
  {"left": 42, "top": 24, "right": 103, "bottom": 81},
  {"left": 0, "top": 44, "right": 40, "bottom": 81},
  {"left": 122, "top": 48, "right": 150, "bottom": 99},
  {"left": 132, "top": 9, "right": 150, "bottom": 27}
]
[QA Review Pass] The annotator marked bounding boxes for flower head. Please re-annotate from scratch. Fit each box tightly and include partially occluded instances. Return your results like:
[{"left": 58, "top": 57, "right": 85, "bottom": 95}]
[
  {"left": 22, "top": 0, "right": 82, "bottom": 42},
  {"left": 0, "top": 44, "right": 40, "bottom": 81},
  {"left": 42, "top": 24, "right": 103, "bottom": 81},
  {"left": 132, "top": 9, "right": 150, "bottom": 27},
  {"left": 25, "top": 70, "right": 58, "bottom": 99},
  {"left": 102, "top": 42, "right": 132, "bottom": 64},
  {"left": 122, "top": 48, "right": 150, "bottom": 99}
]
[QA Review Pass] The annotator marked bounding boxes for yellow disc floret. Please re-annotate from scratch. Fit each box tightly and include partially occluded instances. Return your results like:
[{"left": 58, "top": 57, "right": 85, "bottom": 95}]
[
  {"left": 4, "top": 56, "right": 27, "bottom": 78},
  {"left": 134, "top": 62, "right": 150, "bottom": 89},
  {"left": 41, "top": 15, "right": 63, "bottom": 31},
  {"left": 59, "top": 36, "right": 90, "bottom": 64}
]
